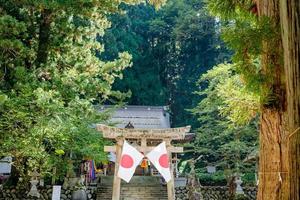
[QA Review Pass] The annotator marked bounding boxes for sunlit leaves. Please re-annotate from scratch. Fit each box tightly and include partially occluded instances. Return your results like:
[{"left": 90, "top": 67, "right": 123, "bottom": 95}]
[
  {"left": 192, "top": 63, "right": 258, "bottom": 182},
  {"left": 205, "top": 0, "right": 254, "bottom": 20},
  {"left": 0, "top": 0, "right": 164, "bottom": 183},
  {"left": 198, "top": 63, "right": 259, "bottom": 125}
]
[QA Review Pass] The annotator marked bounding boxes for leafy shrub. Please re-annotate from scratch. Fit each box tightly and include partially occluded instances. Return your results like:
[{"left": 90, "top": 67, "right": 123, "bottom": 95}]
[{"left": 197, "top": 171, "right": 227, "bottom": 186}]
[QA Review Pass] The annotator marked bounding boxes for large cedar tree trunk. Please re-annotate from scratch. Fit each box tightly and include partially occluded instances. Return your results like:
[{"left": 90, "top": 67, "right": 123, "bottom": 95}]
[
  {"left": 257, "top": 0, "right": 300, "bottom": 199},
  {"left": 280, "top": 0, "right": 300, "bottom": 199},
  {"left": 256, "top": 0, "right": 289, "bottom": 199}
]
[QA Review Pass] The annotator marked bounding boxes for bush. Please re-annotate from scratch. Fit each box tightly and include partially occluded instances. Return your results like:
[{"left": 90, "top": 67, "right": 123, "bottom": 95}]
[
  {"left": 234, "top": 194, "right": 250, "bottom": 200},
  {"left": 197, "top": 171, "right": 227, "bottom": 186},
  {"left": 242, "top": 173, "right": 256, "bottom": 186}
]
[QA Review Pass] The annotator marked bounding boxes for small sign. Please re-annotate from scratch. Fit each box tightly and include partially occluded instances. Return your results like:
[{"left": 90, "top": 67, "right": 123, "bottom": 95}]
[
  {"left": 52, "top": 185, "right": 61, "bottom": 200},
  {"left": 39, "top": 178, "right": 44, "bottom": 187},
  {"left": 206, "top": 165, "right": 216, "bottom": 174},
  {"left": 0, "top": 157, "right": 12, "bottom": 174},
  {"left": 108, "top": 152, "right": 116, "bottom": 162}
]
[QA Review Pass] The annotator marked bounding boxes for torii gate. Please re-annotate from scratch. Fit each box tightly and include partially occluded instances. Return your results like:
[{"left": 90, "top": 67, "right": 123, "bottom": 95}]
[{"left": 97, "top": 124, "right": 191, "bottom": 200}]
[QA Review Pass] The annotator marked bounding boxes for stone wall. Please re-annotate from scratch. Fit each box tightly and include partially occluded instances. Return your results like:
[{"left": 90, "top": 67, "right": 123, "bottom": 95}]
[
  {"left": 1, "top": 185, "right": 257, "bottom": 200},
  {"left": 175, "top": 186, "right": 189, "bottom": 200},
  {"left": 0, "top": 186, "right": 97, "bottom": 200},
  {"left": 175, "top": 186, "right": 257, "bottom": 200}
]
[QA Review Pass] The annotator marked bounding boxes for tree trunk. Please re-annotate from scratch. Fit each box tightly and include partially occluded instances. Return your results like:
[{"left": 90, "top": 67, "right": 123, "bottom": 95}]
[
  {"left": 280, "top": 0, "right": 300, "bottom": 199},
  {"left": 258, "top": 109, "right": 289, "bottom": 200},
  {"left": 35, "top": 9, "right": 52, "bottom": 68},
  {"left": 256, "top": 0, "right": 289, "bottom": 199},
  {"left": 257, "top": 0, "right": 300, "bottom": 199}
]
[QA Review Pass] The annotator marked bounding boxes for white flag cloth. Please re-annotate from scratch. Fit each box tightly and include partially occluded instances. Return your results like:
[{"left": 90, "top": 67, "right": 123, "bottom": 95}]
[
  {"left": 118, "top": 140, "right": 144, "bottom": 183},
  {"left": 146, "top": 142, "right": 172, "bottom": 183}
]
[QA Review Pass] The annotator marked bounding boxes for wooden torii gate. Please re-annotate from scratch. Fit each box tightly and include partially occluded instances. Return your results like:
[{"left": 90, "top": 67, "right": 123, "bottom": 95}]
[{"left": 97, "top": 124, "right": 191, "bottom": 200}]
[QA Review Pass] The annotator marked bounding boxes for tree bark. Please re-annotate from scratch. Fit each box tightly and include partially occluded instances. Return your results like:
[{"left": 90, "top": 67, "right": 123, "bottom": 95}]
[
  {"left": 257, "top": 0, "right": 300, "bottom": 199},
  {"left": 256, "top": 1, "right": 289, "bottom": 199},
  {"left": 35, "top": 9, "right": 52, "bottom": 68},
  {"left": 280, "top": 0, "right": 300, "bottom": 199},
  {"left": 258, "top": 109, "right": 289, "bottom": 200}
]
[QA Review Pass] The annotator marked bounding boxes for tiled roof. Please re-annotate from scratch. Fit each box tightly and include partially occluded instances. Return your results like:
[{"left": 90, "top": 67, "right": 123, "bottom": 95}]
[{"left": 99, "top": 105, "right": 170, "bottom": 129}]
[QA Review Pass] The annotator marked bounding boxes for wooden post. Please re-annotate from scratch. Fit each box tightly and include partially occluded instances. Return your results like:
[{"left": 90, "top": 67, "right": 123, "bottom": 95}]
[
  {"left": 166, "top": 139, "right": 175, "bottom": 200},
  {"left": 141, "top": 138, "right": 147, "bottom": 153},
  {"left": 52, "top": 167, "right": 56, "bottom": 185},
  {"left": 112, "top": 138, "right": 123, "bottom": 200},
  {"left": 141, "top": 138, "right": 148, "bottom": 175}
]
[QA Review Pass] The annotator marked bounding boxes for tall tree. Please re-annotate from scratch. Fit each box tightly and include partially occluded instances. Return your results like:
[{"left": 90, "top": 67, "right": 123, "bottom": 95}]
[
  {"left": 192, "top": 63, "right": 259, "bottom": 186},
  {"left": 256, "top": 1, "right": 300, "bottom": 198},
  {"left": 254, "top": 1, "right": 288, "bottom": 199},
  {"left": 100, "top": 4, "right": 169, "bottom": 105},
  {"left": 206, "top": 0, "right": 299, "bottom": 199},
  {"left": 0, "top": 0, "right": 164, "bottom": 184},
  {"left": 279, "top": 0, "right": 300, "bottom": 198},
  {"left": 101, "top": 0, "right": 229, "bottom": 128}
]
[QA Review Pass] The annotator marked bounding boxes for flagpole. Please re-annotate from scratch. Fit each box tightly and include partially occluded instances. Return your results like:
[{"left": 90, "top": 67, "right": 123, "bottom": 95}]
[
  {"left": 112, "top": 138, "right": 123, "bottom": 200},
  {"left": 166, "top": 139, "right": 175, "bottom": 200}
]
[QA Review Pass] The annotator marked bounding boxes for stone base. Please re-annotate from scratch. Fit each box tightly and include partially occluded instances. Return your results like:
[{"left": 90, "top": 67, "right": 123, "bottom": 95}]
[{"left": 0, "top": 186, "right": 97, "bottom": 200}]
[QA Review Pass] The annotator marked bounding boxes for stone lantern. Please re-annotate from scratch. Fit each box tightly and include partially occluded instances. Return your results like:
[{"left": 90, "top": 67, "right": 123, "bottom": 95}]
[
  {"left": 235, "top": 176, "right": 244, "bottom": 195},
  {"left": 27, "top": 169, "right": 41, "bottom": 198}
]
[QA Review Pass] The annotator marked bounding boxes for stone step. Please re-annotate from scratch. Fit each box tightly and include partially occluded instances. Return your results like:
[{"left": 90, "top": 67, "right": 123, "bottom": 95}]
[
  {"left": 99, "top": 176, "right": 162, "bottom": 186},
  {"left": 97, "top": 185, "right": 168, "bottom": 200},
  {"left": 97, "top": 176, "right": 168, "bottom": 199}
]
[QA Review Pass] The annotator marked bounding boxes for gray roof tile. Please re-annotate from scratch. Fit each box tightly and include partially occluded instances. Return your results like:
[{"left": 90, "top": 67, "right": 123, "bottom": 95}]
[{"left": 99, "top": 105, "right": 170, "bottom": 129}]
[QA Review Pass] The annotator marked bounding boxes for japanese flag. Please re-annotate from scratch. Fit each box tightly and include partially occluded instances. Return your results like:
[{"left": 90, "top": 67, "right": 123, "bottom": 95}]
[
  {"left": 118, "top": 140, "right": 144, "bottom": 183},
  {"left": 146, "top": 142, "right": 172, "bottom": 183}
]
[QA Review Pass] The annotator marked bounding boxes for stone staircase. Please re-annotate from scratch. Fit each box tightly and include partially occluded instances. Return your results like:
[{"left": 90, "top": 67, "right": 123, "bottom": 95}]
[
  {"left": 97, "top": 186, "right": 113, "bottom": 200},
  {"left": 96, "top": 176, "right": 168, "bottom": 200}
]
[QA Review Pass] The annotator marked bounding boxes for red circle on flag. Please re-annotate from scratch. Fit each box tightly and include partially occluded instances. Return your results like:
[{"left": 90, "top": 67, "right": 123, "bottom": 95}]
[
  {"left": 120, "top": 154, "right": 134, "bottom": 168},
  {"left": 159, "top": 154, "right": 169, "bottom": 168}
]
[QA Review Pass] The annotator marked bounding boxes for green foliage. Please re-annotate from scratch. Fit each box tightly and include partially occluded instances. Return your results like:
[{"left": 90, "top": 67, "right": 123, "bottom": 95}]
[
  {"left": 167, "top": 0, "right": 226, "bottom": 127},
  {"left": 242, "top": 172, "right": 256, "bottom": 186},
  {"left": 205, "top": 0, "right": 254, "bottom": 20},
  {"left": 100, "top": 0, "right": 230, "bottom": 127},
  {"left": 100, "top": 4, "right": 168, "bottom": 106},
  {"left": 188, "top": 0, "right": 276, "bottom": 186},
  {"left": 234, "top": 194, "right": 251, "bottom": 200},
  {"left": 206, "top": 0, "right": 281, "bottom": 105},
  {"left": 0, "top": 0, "right": 165, "bottom": 184},
  {"left": 191, "top": 63, "right": 258, "bottom": 185},
  {"left": 193, "top": 161, "right": 256, "bottom": 186},
  {"left": 197, "top": 171, "right": 227, "bottom": 186},
  {"left": 192, "top": 1, "right": 281, "bottom": 186},
  {"left": 198, "top": 63, "right": 260, "bottom": 125}
]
